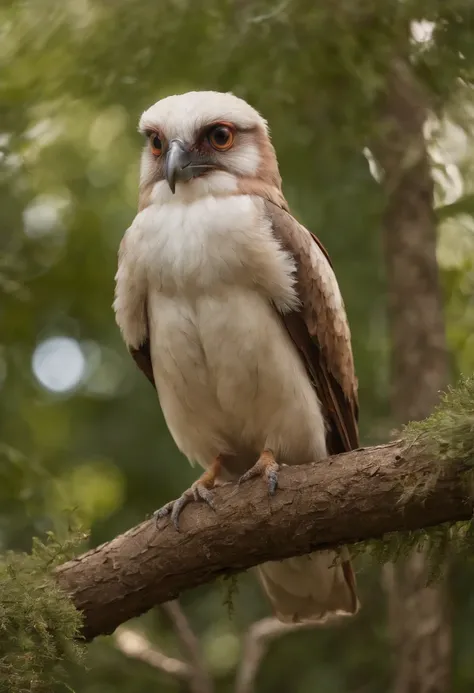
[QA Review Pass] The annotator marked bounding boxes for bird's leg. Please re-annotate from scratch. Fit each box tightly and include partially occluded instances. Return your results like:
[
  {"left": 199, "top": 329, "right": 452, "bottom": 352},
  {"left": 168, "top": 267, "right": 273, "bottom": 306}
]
[
  {"left": 237, "top": 448, "right": 279, "bottom": 496},
  {"left": 154, "top": 455, "right": 222, "bottom": 531}
]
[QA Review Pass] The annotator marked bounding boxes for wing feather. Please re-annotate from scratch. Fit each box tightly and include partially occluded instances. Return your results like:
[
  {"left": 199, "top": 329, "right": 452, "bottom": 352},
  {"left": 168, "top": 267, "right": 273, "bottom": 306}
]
[
  {"left": 130, "top": 341, "right": 156, "bottom": 389},
  {"left": 115, "top": 235, "right": 156, "bottom": 389},
  {"left": 263, "top": 199, "right": 359, "bottom": 454}
]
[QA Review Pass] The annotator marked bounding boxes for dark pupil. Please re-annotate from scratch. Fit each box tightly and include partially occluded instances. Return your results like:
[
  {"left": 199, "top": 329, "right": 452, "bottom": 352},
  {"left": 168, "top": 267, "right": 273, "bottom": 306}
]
[
  {"left": 152, "top": 135, "right": 161, "bottom": 150},
  {"left": 213, "top": 127, "right": 229, "bottom": 145}
]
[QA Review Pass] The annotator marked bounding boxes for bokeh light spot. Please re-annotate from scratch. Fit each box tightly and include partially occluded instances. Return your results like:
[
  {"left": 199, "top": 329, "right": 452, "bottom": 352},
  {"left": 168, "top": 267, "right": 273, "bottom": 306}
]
[
  {"left": 22, "top": 194, "right": 70, "bottom": 239},
  {"left": 32, "top": 337, "right": 85, "bottom": 393}
]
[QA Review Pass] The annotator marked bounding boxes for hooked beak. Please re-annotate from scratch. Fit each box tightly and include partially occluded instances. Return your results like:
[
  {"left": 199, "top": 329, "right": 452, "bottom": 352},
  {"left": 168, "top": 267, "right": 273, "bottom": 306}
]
[{"left": 165, "top": 140, "right": 214, "bottom": 194}]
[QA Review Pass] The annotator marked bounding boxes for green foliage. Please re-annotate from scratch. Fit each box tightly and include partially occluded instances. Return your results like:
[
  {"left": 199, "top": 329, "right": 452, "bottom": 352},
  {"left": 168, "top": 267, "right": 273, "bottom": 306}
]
[
  {"left": 0, "top": 531, "right": 86, "bottom": 693},
  {"left": 219, "top": 574, "right": 241, "bottom": 619},
  {"left": 362, "top": 523, "right": 461, "bottom": 581},
  {"left": 401, "top": 376, "right": 474, "bottom": 495},
  {"left": 353, "top": 378, "right": 474, "bottom": 578},
  {"left": 404, "top": 375, "right": 474, "bottom": 460}
]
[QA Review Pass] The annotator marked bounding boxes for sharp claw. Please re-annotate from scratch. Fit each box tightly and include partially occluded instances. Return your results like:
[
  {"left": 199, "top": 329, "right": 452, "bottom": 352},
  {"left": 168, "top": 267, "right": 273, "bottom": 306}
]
[
  {"left": 236, "top": 451, "right": 280, "bottom": 496},
  {"left": 267, "top": 469, "right": 278, "bottom": 495},
  {"left": 154, "top": 502, "right": 173, "bottom": 527},
  {"left": 170, "top": 493, "right": 191, "bottom": 531},
  {"left": 153, "top": 483, "right": 216, "bottom": 531},
  {"left": 196, "top": 485, "right": 216, "bottom": 509},
  {"left": 238, "top": 468, "right": 256, "bottom": 486}
]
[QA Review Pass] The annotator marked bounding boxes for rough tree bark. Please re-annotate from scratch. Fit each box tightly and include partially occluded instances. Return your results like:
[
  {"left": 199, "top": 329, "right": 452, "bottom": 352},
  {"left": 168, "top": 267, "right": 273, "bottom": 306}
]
[
  {"left": 54, "top": 438, "right": 473, "bottom": 641},
  {"left": 374, "top": 57, "right": 452, "bottom": 693}
]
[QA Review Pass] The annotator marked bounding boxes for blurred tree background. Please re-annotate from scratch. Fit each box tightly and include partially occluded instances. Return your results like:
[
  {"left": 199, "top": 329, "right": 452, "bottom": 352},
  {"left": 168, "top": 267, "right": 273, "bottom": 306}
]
[{"left": 1, "top": 1, "right": 474, "bottom": 691}]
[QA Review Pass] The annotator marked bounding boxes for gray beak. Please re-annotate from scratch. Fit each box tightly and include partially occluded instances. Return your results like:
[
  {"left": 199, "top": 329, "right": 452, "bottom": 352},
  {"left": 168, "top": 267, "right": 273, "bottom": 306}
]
[
  {"left": 165, "top": 140, "right": 193, "bottom": 194},
  {"left": 165, "top": 139, "right": 215, "bottom": 193}
]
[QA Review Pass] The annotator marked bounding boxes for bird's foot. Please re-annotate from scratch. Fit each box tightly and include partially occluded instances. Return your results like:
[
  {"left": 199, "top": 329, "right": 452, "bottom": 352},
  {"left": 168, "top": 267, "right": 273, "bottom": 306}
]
[
  {"left": 154, "top": 481, "right": 215, "bottom": 531},
  {"left": 237, "top": 448, "right": 279, "bottom": 496},
  {"left": 154, "top": 456, "right": 222, "bottom": 531}
]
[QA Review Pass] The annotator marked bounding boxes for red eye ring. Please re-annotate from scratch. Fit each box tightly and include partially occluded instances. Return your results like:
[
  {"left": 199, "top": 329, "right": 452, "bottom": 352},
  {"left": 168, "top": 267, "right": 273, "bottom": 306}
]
[
  {"left": 208, "top": 124, "right": 235, "bottom": 151},
  {"left": 149, "top": 132, "right": 163, "bottom": 156}
]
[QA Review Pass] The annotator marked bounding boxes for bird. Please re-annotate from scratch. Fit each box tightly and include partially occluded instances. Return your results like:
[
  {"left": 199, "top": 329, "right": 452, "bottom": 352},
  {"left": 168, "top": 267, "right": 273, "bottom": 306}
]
[{"left": 114, "top": 90, "right": 360, "bottom": 623}]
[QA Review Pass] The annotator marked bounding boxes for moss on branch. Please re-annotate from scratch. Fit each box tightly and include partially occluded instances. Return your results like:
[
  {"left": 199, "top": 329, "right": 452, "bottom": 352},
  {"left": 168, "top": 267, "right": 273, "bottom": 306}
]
[
  {"left": 358, "top": 376, "right": 474, "bottom": 576},
  {"left": 403, "top": 375, "right": 474, "bottom": 468},
  {"left": 0, "top": 532, "right": 86, "bottom": 693}
]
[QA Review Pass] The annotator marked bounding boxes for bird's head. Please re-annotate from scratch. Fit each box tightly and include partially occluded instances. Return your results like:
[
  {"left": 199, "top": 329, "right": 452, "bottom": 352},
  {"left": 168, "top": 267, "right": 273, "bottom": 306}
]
[{"left": 138, "top": 91, "right": 282, "bottom": 207}]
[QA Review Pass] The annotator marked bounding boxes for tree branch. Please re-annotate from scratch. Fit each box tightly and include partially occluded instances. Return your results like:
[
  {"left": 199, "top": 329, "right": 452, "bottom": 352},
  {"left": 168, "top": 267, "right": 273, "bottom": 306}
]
[
  {"left": 235, "top": 617, "right": 335, "bottom": 693},
  {"left": 114, "top": 606, "right": 333, "bottom": 693},
  {"left": 54, "top": 435, "right": 473, "bottom": 642},
  {"left": 114, "top": 601, "right": 213, "bottom": 692},
  {"left": 161, "top": 601, "right": 214, "bottom": 693},
  {"left": 114, "top": 626, "right": 191, "bottom": 680}
]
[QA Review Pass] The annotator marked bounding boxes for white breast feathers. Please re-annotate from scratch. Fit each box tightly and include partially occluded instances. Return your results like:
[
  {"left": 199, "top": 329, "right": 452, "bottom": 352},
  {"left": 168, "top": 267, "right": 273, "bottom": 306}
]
[{"left": 114, "top": 190, "right": 328, "bottom": 472}]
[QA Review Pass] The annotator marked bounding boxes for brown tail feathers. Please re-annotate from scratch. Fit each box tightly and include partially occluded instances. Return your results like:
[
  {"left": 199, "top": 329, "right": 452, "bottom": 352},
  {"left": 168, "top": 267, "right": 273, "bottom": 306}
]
[{"left": 257, "top": 547, "right": 359, "bottom": 623}]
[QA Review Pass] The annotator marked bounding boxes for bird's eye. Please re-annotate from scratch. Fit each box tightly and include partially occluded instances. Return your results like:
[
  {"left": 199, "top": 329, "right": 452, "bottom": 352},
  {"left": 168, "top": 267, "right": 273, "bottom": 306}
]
[
  {"left": 149, "top": 133, "right": 162, "bottom": 156},
  {"left": 208, "top": 124, "right": 234, "bottom": 151}
]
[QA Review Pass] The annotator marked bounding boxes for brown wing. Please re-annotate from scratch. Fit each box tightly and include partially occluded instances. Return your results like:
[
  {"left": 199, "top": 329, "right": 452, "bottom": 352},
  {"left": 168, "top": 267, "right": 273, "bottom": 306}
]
[
  {"left": 130, "top": 301, "right": 156, "bottom": 389},
  {"left": 130, "top": 342, "right": 155, "bottom": 389},
  {"left": 263, "top": 199, "right": 359, "bottom": 454},
  {"left": 116, "top": 235, "right": 156, "bottom": 390}
]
